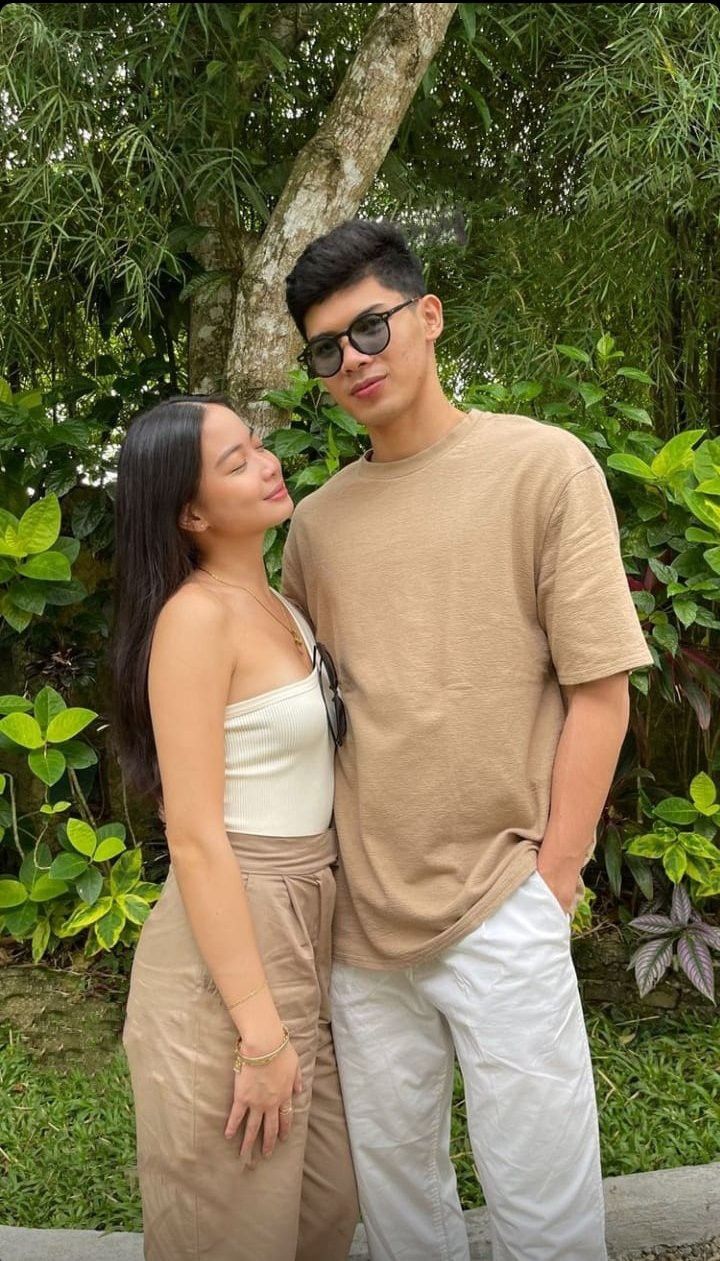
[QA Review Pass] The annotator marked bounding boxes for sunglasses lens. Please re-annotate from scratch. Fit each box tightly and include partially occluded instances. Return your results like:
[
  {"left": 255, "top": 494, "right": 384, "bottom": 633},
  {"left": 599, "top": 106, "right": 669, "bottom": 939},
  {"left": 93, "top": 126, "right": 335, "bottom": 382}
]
[
  {"left": 350, "top": 313, "right": 389, "bottom": 356},
  {"left": 307, "top": 338, "right": 342, "bottom": 378}
]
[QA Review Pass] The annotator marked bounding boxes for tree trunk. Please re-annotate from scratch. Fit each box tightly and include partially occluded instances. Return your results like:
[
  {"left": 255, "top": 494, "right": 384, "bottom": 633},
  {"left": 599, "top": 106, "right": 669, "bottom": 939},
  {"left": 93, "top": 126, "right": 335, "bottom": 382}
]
[{"left": 225, "top": 1, "right": 458, "bottom": 430}]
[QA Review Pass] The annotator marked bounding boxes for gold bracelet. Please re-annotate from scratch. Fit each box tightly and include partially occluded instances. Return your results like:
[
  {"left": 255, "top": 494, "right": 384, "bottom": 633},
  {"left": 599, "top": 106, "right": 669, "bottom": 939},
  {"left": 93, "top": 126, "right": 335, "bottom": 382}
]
[
  {"left": 233, "top": 1025, "right": 290, "bottom": 1072},
  {"left": 226, "top": 981, "right": 268, "bottom": 1012}
]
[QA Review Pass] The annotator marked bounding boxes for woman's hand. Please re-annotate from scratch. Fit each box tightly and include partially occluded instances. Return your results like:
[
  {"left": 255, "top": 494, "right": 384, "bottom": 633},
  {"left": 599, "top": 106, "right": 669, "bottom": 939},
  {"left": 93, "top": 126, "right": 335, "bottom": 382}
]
[{"left": 225, "top": 1038, "right": 303, "bottom": 1170}]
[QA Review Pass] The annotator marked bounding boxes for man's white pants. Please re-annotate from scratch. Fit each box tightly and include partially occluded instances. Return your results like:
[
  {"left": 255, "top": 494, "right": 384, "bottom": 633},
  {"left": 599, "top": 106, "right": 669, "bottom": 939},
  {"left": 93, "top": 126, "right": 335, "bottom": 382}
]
[{"left": 330, "top": 869, "right": 608, "bottom": 1261}]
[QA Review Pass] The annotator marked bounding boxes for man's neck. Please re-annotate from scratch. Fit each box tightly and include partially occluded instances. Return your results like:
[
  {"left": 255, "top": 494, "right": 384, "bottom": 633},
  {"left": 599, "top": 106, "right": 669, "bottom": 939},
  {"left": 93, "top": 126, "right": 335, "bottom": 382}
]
[{"left": 365, "top": 382, "right": 467, "bottom": 464}]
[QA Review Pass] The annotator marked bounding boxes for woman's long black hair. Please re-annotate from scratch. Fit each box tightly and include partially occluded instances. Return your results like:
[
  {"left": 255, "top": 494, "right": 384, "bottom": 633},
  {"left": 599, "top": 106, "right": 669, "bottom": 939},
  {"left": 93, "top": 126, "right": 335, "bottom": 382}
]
[{"left": 110, "top": 394, "right": 230, "bottom": 801}]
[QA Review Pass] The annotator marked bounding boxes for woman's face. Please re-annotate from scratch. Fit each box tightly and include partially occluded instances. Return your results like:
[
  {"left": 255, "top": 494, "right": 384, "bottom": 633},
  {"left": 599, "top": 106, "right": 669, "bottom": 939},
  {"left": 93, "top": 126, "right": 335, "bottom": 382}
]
[{"left": 185, "top": 404, "right": 292, "bottom": 542}]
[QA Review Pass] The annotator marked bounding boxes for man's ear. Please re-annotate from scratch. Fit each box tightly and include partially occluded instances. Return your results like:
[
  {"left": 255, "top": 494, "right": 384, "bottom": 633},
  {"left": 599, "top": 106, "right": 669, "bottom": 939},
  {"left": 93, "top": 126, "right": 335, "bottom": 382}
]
[
  {"left": 179, "top": 503, "right": 207, "bottom": 534},
  {"left": 420, "top": 294, "right": 444, "bottom": 344}
]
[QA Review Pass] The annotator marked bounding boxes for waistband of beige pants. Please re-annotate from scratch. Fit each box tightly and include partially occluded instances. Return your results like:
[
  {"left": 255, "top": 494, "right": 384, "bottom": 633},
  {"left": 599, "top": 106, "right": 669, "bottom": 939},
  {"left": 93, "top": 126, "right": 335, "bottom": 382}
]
[{"left": 225, "top": 825, "right": 338, "bottom": 876}]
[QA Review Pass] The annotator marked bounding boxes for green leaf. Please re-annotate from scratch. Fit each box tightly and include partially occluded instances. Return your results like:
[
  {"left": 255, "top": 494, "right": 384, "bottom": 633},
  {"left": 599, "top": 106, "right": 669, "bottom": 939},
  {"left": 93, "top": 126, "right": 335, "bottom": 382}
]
[
  {"left": 652, "top": 622, "right": 679, "bottom": 655},
  {"left": 690, "top": 773, "right": 717, "bottom": 814},
  {"left": 663, "top": 843, "right": 688, "bottom": 884},
  {"left": 680, "top": 833, "right": 720, "bottom": 862},
  {"left": 0, "top": 878, "right": 28, "bottom": 908},
  {"left": 31, "top": 917, "right": 51, "bottom": 963},
  {"left": 62, "top": 739, "right": 98, "bottom": 769},
  {"left": 704, "top": 546, "right": 720, "bottom": 576},
  {"left": 28, "top": 875, "right": 69, "bottom": 902},
  {"left": 110, "top": 848, "right": 142, "bottom": 896},
  {"left": 28, "top": 748, "right": 66, "bottom": 787},
  {"left": 46, "top": 708, "right": 96, "bottom": 743},
  {"left": 62, "top": 895, "right": 113, "bottom": 934},
  {"left": 267, "top": 429, "right": 316, "bottom": 458},
  {"left": 10, "top": 582, "right": 46, "bottom": 615},
  {"left": 672, "top": 597, "right": 698, "bottom": 628},
  {"left": 3, "top": 900, "right": 38, "bottom": 935},
  {"left": 0, "top": 378, "right": 12, "bottom": 404},
  {"left": 75, "top": 865, "right": 103, "bottom": 906},
  {"left": 653, "top": 797, "right": 698, "bottom": 825},
  {"left": 631, "top": 590, "right": 655, "bottom": 616},
  {"left": 0, "top": 695, "right": 33, "bottom": 714},
  {"left": 578, "top": 383, "right": 605, "bottom": 409},
  {"left": 651, "top": 430, "right": 705, "bottom": 479},
  {"left": 556, "top": 344, "right": 591, "bottom": 364},
  {"left": 603, "top": 826, "right": 623, "bottom": 898},
  {"left": 66, "top": 818, "right": 97, "bottom": 857},
  {"left": 18, "top": 552, "right": 71, "bottom": 582},
  {"left": 40, "top": 800, "right": 71, "bottom": 815},
  {"left": 0, "top": 595, "right": 32, "bottom": 632},
  {"left": 607, "top": 454, "right": 657, "bottom": 482},
  {"left": 34, "top": 686, "right": 66, "bottom": 730},
  {"left": 613, "top": 404, "right": 653, "bottom": 427},
  {"left": 118, "top": 893, "right": 152, "bottom": 926},
  {"left": 49, "top": 853, "right": 89, "bottom": 882},
  {"left": 596, "top": 333, "right": 615, "bottom": 360},
  {"left": 695, "top": 478, "right": 720, "bottom": 496},
  {"left": 648, "top": 557, "right": 678, "bottom": 585},
  {"left": 17, "top": 495, "right": 61, "bottom": 555},
  {"left": 615, "top": 367, "right": 654, "bottom": 385},
  {"left": 93, "top": 835, "right": 126, "bottom": 862},
  {"left": 626, "top": 833, "right": 667, "bottom": 858},
  {"left": 95, "top": 903, "right": 126, "bottom": 949},
  {"left": 0, "top": 773, "right": 4, "bottom": 793},
  {"left": 0, "top": 712, "right": 44, "bottom": 749}
]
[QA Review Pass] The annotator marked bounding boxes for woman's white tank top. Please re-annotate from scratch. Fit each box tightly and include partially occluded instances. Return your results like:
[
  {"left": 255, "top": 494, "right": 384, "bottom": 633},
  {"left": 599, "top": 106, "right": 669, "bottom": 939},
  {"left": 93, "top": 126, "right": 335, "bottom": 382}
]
[{"left": 223, "top": 593, "right": 334, "bottom": 837}]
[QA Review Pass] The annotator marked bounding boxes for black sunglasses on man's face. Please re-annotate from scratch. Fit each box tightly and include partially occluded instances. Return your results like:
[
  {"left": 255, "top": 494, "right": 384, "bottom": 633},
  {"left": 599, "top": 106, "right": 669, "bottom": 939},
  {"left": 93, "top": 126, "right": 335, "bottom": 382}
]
[{"left": 298, "top": 297, "right": 421, "bottom": 379}]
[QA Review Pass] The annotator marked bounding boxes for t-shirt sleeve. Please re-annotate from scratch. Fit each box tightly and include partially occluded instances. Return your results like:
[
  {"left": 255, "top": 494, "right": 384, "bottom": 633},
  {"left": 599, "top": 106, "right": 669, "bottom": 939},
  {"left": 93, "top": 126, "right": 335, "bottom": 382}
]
[
  {"left": 536, "top": 463, "right": 654, "bottom": 685},
  {"left": 281, "top": 514, "right": 309, "bottom": 616}
]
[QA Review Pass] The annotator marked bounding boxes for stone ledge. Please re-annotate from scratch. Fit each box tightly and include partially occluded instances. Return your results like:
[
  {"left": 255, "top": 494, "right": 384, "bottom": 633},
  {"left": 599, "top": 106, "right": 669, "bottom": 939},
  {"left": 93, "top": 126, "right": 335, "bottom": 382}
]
[{"left": 1, "top": 1163, "right": 718, "bottom": 1260}]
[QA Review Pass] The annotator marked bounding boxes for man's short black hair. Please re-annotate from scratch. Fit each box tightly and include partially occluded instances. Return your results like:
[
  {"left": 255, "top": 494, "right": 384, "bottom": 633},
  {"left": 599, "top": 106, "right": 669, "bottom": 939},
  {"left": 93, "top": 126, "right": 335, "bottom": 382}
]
[{"left": 285, "top": 218, "right": 426, "bottom": 339}]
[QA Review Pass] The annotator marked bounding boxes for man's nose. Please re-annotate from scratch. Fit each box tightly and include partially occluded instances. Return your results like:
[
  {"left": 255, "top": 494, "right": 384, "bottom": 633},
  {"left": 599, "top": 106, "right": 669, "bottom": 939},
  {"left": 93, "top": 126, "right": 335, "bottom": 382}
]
[{"left": 339, "top": 335, "right": 372, "bottom": 372}]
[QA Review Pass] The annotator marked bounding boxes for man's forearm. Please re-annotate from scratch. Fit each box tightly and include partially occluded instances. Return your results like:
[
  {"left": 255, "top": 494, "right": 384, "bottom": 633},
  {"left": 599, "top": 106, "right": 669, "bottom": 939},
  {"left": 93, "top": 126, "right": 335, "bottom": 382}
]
[{"left": 538, "top": 672, "right": 631, "bottom": 910}]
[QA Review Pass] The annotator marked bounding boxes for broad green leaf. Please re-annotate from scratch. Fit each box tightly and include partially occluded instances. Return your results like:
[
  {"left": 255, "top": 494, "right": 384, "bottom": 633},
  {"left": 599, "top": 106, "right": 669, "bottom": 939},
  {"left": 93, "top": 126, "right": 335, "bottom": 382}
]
[
  {"left": 18, "top": 552, "right": 71, "bottom": 582},
  {"left": 651, "top": 430, "right": 704, "bottom": 479},
  {"left": 17, "top": 495, "right": 61, "bottom": 554},
  {"left": 578, "top": 383, "right": 605, "bottom": 409},
  {"left": 653, "top": 797, "right": 698, "bottom": 825},
  {"left": 75, "top": 865, "right": 103, "bottom": 906},
  {"left": 28, "top": 748, "right": 66, "bottom": 787},
  {"left": 672, "top": 597, "right": 698, "bottom": 628},
  {"left": 0, "top": 773, "right": 4, "bottom": 793},
  {"left": 3, "top": 900, "right": 38, "bottom": 934},
  {"left": 663, "top": 843, "right": 688, "bottom": 883},
  {"left": 134, "top": 881, "right": 162, "bottom": 903},
  {"left": 0, "top": 378, "right": 12, "bottom": 404},
  {"left": 556, "top": 344, "right": 591, "bottom": 364},
  {"left": 40, "top": 800, "right": 71, "bottom": 815},
  {"left": 93, "top": 835, "right": 126, "bottom": 862},
  {"left": 595, "top": 333, "right": 615, "bottom": 359},
  {"left": 626, "top": 833, "right": 667, "bottom": 859},
  {"left": 0, "top": 712, "right": 44, "bottom": 749},
  {"left": 0, "top": 878, "right": 28, "bottom": 908},
  {"left": 685, "top": 527, "right": 718, "bottom": 544},
  {"left": 704, "top": 546, "right": 720, "bottom": 576},
  {"left": 34, "top": 686, "right": 65, "bottom": 730},
  {"left": 603, "top": 826, "right": 623, "bottom": 898},
  {"left": 0, "top": 695, "right": 33, "bottom": 714},
  {"left": 652, "top": 622, "right": 678, "bottom": 655},
  {"left": 31, "top": 918, "right": 51, "bottom": 963},
  {"left": 110, "top": 848, "right": 142, "bottom": 896},
  {"left": 46, "top": 708, "right": 96, "bottom": 743},
  {"left": 118, "top": 893, "right": 152, "bottom": 926},
  {"left": 0, "top": 526, "right": 24, "bottom": 558},
  {"left": 0, "top": 596, "right": 32, "bottom": 632},
  {"left": 696, "top": 478, "right": 720, "bottom": 496},
  {"left": 62, "top": 739, "right": 98, "bottom": 769},
  {"left": 49, "top": 853, "right": 89, "bottom": 881},
  {"left": 95, "top": 903, "right": 126, "bottom": 949},
  {"left": 690, "top": 772, "right": 717, "bottom": 813},
  {"left": 28, "top": 875, "right": 69, "bottom": 902},
  {"left": 66, "top": 818, "right": 97, "bottom": 857},
  {"left": 607, "top": 454, "right": 657, "bottom": 482},
  {"left": 10, "top": 582, "right": 45, "bottom": 615},
  {"left": 613, "top": 404, "right": 652, "bottom": 426},
  {"left": 62, "top": 895, "right": 113, "bottom": 934},
  {"left": 615, "top": 367, "right": 653, "bottom": 385}
]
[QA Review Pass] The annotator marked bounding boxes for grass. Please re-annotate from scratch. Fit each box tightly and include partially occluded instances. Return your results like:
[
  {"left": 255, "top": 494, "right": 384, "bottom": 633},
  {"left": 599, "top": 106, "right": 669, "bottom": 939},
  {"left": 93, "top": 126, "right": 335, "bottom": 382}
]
[{"left": 1, "top": 1008, "right": 718, "bottom": 1230}]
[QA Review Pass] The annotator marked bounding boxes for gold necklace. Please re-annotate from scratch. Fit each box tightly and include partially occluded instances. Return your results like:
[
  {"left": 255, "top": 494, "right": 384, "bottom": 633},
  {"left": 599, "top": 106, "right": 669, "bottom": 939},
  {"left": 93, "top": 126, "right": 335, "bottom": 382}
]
[{"left": 197, "top": 566, "right": 306, "bottom": 657}]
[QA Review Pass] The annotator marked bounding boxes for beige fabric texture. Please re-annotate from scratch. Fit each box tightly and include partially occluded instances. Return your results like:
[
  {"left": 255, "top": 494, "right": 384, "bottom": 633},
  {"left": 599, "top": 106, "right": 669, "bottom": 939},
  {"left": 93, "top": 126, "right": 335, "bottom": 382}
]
[
  {"left": 122, "top": 828, "right": 358, "bottom": 1261},
  {"left": 282, "top": 409, "right": 653, "bottom": 970}
]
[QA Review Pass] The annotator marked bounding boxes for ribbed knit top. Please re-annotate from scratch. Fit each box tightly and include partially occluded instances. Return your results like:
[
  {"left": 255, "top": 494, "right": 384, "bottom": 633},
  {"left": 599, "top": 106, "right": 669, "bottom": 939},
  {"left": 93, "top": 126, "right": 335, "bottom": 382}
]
[{"left": 223, "top": 593, "right": 334, "bottom": 837}]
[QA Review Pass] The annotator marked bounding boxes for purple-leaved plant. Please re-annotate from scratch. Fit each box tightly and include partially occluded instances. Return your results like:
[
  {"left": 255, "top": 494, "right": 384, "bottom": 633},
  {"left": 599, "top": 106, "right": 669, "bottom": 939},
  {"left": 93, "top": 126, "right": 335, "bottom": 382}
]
[{"left": 628, "top": 882, "right": 720, "bottom": 1002}]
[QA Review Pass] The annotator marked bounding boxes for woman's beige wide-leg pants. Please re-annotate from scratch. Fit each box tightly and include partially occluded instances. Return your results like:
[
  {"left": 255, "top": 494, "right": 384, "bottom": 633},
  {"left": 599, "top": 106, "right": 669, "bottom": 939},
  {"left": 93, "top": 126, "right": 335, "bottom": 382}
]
[{"left": 122, "top": 827, "right": 359, "bottom": 1261}]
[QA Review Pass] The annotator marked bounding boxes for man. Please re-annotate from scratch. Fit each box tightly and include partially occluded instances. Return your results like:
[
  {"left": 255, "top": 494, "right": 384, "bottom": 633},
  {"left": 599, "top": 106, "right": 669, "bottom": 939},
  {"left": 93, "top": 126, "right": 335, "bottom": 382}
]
[{"left": 281, "top": 219, "right": 653, "bottom": 1261}]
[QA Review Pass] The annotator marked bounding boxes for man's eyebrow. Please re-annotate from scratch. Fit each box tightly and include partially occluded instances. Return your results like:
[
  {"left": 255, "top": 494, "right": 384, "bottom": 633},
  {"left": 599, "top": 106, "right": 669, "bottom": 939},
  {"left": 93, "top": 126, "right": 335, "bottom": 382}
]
[{"left": 311, "top": 302, "right": 384, "bottom": 340}]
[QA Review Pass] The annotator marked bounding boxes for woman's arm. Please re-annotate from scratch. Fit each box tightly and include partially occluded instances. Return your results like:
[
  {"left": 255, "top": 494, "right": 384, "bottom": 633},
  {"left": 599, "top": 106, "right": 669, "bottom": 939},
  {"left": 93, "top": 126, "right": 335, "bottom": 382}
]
[{"left": 148, "top": 586, "right": 301, "bottom": 1164}]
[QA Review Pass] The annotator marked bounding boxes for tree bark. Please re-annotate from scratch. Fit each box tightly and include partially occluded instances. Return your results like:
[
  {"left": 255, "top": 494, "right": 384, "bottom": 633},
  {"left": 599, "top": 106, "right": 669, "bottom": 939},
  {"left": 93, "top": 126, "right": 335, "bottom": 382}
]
[{"left": 225, "top": 2, "right": 458, "bottom": 430}]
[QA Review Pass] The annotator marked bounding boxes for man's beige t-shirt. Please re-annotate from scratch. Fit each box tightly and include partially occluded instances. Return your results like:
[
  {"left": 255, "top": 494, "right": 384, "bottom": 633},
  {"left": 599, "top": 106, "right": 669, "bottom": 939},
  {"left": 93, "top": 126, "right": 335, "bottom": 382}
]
[{"left": 282, "top": 409, "right": 653, "bottom": 969}]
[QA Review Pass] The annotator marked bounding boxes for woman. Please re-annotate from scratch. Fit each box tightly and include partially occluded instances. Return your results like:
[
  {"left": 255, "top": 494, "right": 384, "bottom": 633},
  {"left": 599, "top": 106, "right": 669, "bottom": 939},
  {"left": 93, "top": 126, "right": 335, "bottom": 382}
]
[{"left": 112, "top": 394, "right": 358, "bottom": 1261}]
